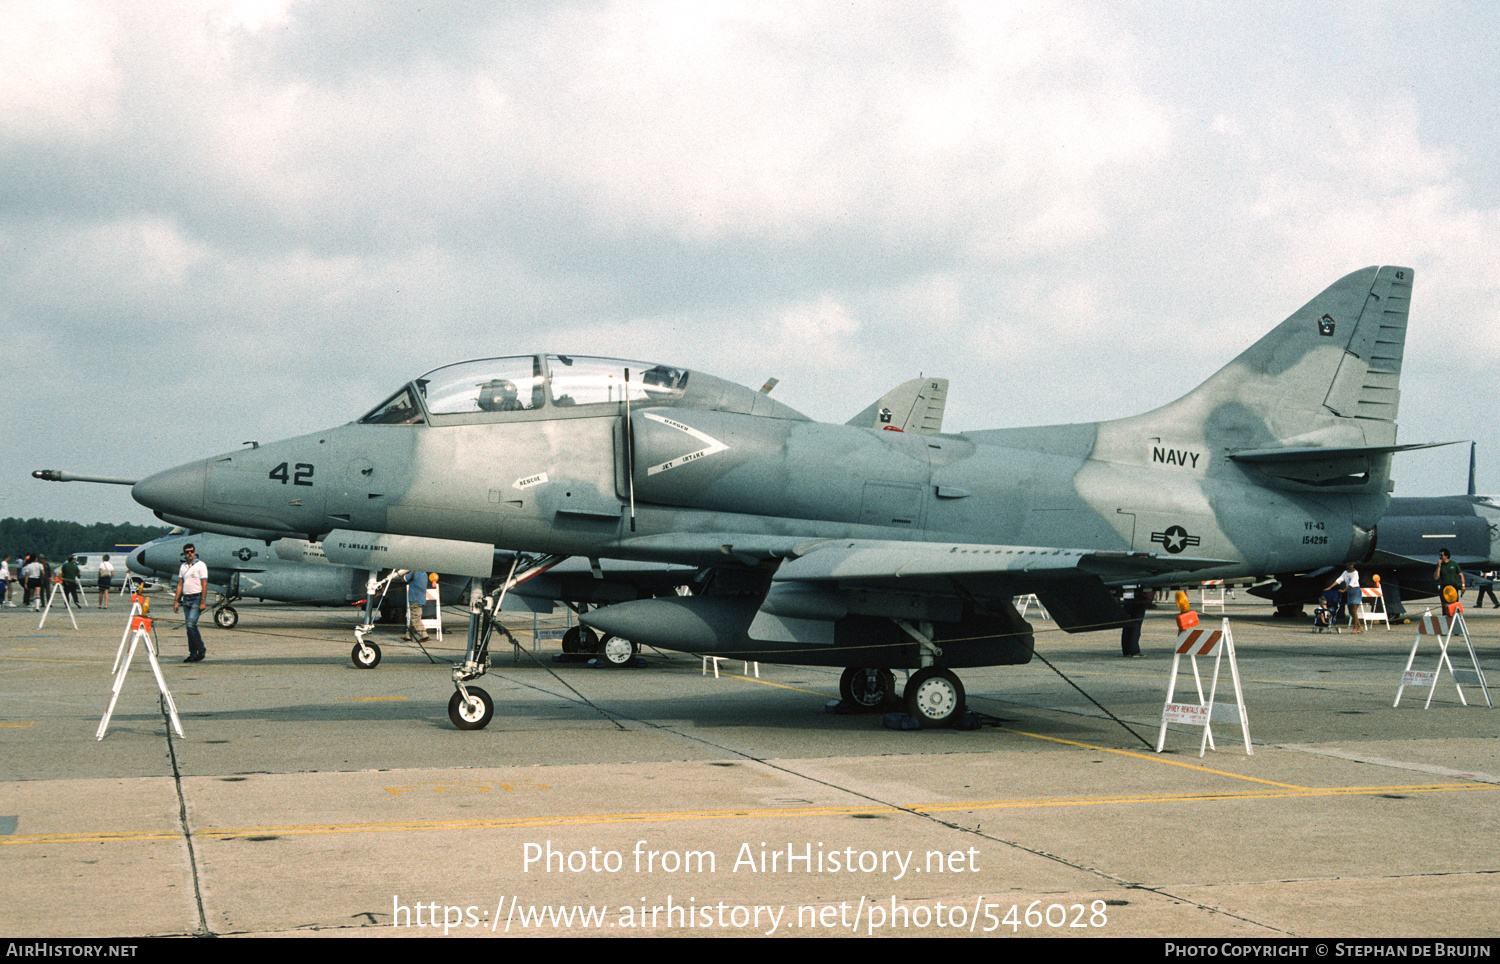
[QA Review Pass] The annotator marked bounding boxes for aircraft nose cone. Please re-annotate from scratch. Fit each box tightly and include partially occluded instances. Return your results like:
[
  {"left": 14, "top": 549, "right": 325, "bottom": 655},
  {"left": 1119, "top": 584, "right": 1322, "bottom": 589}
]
[
  {"left": 127, "top": 548, "right": 155, "bottom": 578},
  {"left": 133, "top": 462, "right": 208, "bottom": 518}
]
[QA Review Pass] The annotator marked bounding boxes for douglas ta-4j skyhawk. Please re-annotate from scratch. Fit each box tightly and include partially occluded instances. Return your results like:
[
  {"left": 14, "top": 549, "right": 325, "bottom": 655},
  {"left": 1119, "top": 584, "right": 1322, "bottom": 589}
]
[{"left": 129, "top": 266, "right": 1421, "bottom": 729}]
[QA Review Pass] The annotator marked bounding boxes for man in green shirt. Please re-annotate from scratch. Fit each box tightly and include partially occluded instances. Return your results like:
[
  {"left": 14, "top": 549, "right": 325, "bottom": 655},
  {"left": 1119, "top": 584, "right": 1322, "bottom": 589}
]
[
  {"left": 59, "top": 556, "right": 82, "bottom": 607},
  {"left": 1435, "top": 549, "right": 1465, "bottom": 602}
]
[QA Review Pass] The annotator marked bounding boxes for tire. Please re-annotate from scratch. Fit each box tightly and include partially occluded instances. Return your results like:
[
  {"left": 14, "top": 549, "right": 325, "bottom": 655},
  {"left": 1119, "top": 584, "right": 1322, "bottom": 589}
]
[
  {"left": 562, "top": 625, "right": 599, "bottom": 655},
  {"left": 448, "top": 687, "right": 493, "bottom": 730},
  {"left": 213, "top": 606, "right": 239, "bottom": 629},
  {"left": 351, "top": 641, "right": 382, "bottom": 669},
  {"left": 599, "top": 634, "right": 637, "bottom": 667},
  {"left": 904, "top": 668, "right": 966, "bottom": 728},
  {"left": 839, "top": 667, "right": 896, "bottom": 711}
]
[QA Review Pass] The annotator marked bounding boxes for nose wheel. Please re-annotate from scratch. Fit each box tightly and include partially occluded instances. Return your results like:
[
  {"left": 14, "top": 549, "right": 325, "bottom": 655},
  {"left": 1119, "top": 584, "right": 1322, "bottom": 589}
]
[
  {"left": 448, "top": 686, "right": 494, "bottom": 730},
  {"left": 351, "top": 641, "right": 382, "bottom": 669},
  {"left": 214, "top": 606, "right": 239, "bottom": 629},
  {"left": 904, "top": 668, "right": 965, "bottom": 727}
]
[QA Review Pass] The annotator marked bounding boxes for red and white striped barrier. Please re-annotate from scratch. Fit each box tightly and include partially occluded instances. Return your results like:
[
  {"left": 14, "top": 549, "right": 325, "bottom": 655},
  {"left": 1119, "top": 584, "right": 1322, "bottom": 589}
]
[
  {"left": 1176, "top": 626, "right": 1224, "bottom": 656},
  {"left": 1394, "top": 608, "right": 1491, "bottom": 709},
  {"left": 1157, "top": 612, "right": 1252, "bottom": 757},
  {"left": 1361, "top": 586, "right": 1391, "bottom": 629}
]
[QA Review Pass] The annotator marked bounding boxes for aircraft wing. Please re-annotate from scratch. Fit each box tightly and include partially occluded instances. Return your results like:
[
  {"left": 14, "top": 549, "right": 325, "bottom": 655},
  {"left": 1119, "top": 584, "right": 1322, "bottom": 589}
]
[
  {"left": 776, "top": 539, "right": 1230, "bottom": 586},
  {"left": 768, "top": 539, "right": 1232, "bottom": 633}
]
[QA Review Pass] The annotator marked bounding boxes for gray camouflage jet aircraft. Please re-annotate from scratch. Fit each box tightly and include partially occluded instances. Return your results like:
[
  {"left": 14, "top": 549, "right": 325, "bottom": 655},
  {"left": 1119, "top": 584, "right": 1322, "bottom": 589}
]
[
  {"left": 129, "top": 530, "right": 378, "bottom": 629},
  {"left": 130, "top": 266, "right": 1420, "bottom": 729}
]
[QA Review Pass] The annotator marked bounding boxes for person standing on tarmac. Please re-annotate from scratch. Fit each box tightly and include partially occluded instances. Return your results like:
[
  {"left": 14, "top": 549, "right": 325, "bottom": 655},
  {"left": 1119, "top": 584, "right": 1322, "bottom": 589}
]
[
  {"left": 174, "top": 544, "right": 209, "bottom": 662},
  {"left": 403, "top": 570, "right": 432, "bottom": 643},
  {"left": 97, "top": 555, "right": 115, "bottom": 609},
  {"left": 1474, "top": 569, "right": 1499, "bottom": 608},
  {"left": 1330, "top": 564, "right": 1364, "bottom": 633},
  {"left": 59, "top": 556, "right": 82, "bottom": 607},
  {"left": 1119, "top": 585, "right": 1148, "bottom": 657},
  {"left": 23, "top": 556, "right": 44, "bottom": 610},
  {"left": 1435, "top": 549, "right": 1465, "bottom": 602}
]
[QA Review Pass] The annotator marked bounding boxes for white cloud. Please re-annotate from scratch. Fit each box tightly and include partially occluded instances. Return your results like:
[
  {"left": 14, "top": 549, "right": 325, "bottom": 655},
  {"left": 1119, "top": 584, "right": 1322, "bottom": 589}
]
[{"left": 0, "top": 0, "right": 120, "bottom": 140}]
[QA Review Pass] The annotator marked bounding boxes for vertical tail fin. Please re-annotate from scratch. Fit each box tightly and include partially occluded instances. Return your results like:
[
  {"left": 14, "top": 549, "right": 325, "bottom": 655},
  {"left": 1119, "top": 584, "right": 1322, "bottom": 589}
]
[
  {"left": 847, "top": 377, "right": 949, "bottom": 434},
  {"left": 1140, "top": 265, "right": 1412, "bottom": 450}
]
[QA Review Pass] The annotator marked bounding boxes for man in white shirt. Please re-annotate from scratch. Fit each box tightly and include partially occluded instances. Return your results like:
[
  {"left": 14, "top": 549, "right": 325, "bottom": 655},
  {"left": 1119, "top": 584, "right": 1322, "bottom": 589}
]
[
  {"left": 174, "top": 544, "right": 210, "bottom": 662},
  {"left": 22, "top": 557, "right": 44, "bottom": 610}
]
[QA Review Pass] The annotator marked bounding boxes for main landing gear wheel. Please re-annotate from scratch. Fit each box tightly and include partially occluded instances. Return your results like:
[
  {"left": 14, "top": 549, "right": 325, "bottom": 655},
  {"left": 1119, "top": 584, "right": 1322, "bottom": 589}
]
[
  {"left": 561, "top": 625, "right": 599, "bottom": 655},
  {"left": 839, "top": 667, "right": 896, "bottom": 711},
  {"left": 214, "top": 606, "right": 239, "bottom": 629},
  {"left": 599, "top": 634, "right": 638, "bottom": 667},
  {"left": 351, "top": 641, "right": 382, "bottom": 669},
  {"left": 904, "top": 668, "right": 966, "bottom": 728},
  {"left": 449, "top": 687, "right": 494, "bottom": 730}
]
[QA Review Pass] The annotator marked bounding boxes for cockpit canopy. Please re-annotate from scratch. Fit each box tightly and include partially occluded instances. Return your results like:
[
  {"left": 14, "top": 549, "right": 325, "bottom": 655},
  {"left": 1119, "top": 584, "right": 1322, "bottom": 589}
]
[{"left": 360, "top": 354, "right": 807, "bottom": 426}]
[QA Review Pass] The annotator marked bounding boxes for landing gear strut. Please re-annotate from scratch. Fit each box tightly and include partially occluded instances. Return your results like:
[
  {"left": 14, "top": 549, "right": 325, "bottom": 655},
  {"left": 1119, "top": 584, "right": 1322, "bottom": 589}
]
[{"left": 449, "top": 554, "right": 568, "bottom": 730}]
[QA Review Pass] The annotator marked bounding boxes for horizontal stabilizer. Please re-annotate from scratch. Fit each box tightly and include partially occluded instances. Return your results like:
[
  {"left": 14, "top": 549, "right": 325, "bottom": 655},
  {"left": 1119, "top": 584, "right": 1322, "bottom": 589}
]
[
  {"left": 1228, "top": 441, "right": 1457, "bottom": 462},
  {"left": 1365, "top": 548, "right": 1432, "bottom": 569},
  {"left": 1226, "top": 441, "right": 1455, "bottom": 492}
]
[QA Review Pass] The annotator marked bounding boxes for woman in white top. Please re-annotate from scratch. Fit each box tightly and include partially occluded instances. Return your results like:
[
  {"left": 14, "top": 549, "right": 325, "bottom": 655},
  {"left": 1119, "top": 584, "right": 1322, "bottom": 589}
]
[
  {"left": 1331, "top": 564, "right": 1363, "bottom": 633},
  {"left": 96, "top": 555, "right": 115, "bottom": 609}
]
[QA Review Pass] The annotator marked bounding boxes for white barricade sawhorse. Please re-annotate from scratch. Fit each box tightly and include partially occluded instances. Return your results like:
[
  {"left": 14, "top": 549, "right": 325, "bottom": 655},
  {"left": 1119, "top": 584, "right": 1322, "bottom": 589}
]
[
  {"left": 1393, "top": 609, "right": 1492, "bottom": 709},
  {"left": 1361, "top": 585, "right": 1391, "bottom": 629},
  {"left": 111, "top": 592, "right": 147, "bottom": 674},
  {"left": 38, "top": 577, "right": 80, "bottom": 631},
  {"left": 1199, "top": 580, "right": 1226, "bottom": 613},
  {"left": 1014, "top": 594, "right": 1049, "bottom": 620},
  {"left": 1156, "top": 616, "right": 1253, "bottom": 757},
  {"left": 419, "top": 583, "right": 444, "bottom": 641},
  {"left": 702, "top": 656, "right": 760, "bottom": 679},
  {"left": 97, "top": 607, "right": 183, "bottom": 741}
]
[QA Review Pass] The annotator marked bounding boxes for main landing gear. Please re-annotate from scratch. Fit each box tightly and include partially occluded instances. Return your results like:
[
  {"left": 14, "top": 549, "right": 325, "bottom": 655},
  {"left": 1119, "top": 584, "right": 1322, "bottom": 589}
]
[
  {"left": 839, "top": 666, "right": 966, "bottom": 725},
  {"left": 903, "top": 667, "right": 966, "bottom": 728}
]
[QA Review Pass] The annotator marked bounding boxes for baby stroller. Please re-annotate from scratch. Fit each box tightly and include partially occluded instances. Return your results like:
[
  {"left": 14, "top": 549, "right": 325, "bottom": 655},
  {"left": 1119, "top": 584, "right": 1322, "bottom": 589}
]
[{"left": 1313, "top": 589, "right": 1342, "bottom": 633}]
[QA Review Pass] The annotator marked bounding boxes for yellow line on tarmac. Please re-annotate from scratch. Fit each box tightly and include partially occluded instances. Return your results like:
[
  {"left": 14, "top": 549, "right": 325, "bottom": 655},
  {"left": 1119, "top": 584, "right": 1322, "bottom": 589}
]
[
  {"left": 713, "top": 674, "right": 830, "bottom": 698},
  {"left": 4, "top": 782, "right": 1493, "bottom": 847},
  {"left": 998, "top": 728, "right": 1309, "bottom": 788}
]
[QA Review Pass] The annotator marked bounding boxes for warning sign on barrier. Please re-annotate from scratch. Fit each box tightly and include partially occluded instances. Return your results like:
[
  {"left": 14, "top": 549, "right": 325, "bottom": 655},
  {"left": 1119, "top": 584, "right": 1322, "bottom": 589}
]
[{"left": 1393, "top": 608, "right": 1492, "bottom": 709}]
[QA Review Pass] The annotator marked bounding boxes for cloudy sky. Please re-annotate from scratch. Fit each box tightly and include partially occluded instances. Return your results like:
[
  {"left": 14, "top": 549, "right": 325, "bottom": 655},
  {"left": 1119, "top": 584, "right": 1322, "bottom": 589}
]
[{"left": 5, "top": 0, "right": 1498, "bottom": 526}]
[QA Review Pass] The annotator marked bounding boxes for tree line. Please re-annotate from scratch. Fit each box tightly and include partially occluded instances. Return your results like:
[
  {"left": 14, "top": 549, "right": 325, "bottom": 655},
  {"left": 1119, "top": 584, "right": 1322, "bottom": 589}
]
[{"left": 0, "top": 518, "right": 170, "bottom": 561}]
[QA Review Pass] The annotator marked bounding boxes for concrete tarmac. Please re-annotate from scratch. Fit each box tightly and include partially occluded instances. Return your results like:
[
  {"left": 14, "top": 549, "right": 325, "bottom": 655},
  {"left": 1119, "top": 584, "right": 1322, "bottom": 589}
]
[{"left": 1, "top": 592, "right": 1497, "bottom": 938}]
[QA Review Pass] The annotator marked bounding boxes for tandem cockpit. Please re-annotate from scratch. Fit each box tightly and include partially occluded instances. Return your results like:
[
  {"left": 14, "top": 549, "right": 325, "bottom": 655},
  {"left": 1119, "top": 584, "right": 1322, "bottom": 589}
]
[{"left": 359, "top": 354, "right": 809, "bottom": 426}]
